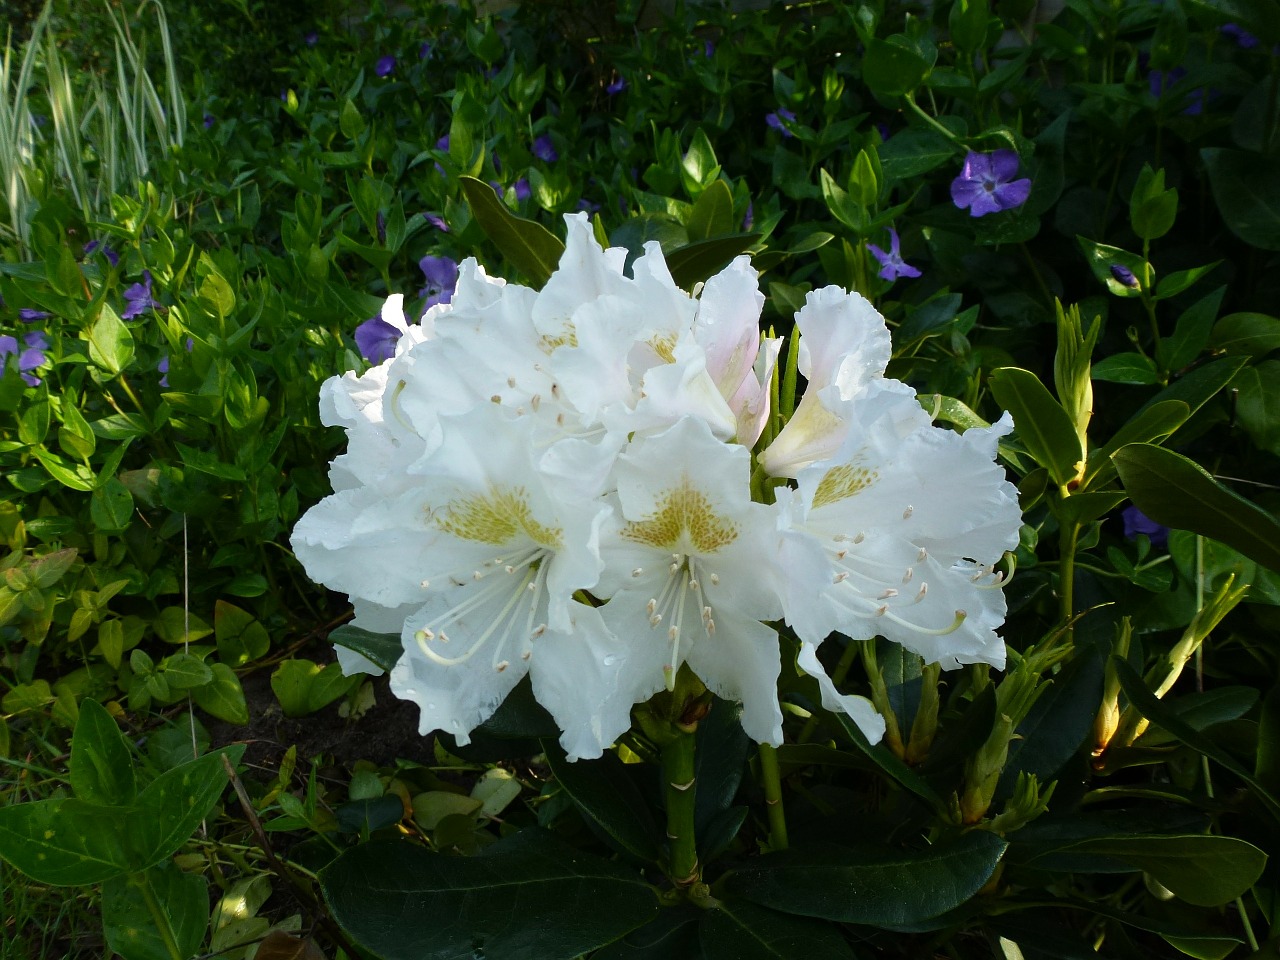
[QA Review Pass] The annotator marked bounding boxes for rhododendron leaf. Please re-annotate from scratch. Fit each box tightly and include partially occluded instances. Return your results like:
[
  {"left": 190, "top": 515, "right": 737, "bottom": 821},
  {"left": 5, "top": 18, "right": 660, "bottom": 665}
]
[{"left": 460, "top": 176, "right": 564, "bottom": 288}]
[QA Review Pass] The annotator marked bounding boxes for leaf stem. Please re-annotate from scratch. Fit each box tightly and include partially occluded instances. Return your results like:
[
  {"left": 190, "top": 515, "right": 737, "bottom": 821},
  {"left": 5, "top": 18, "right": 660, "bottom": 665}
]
[
  {"left": 662, "top": 727, "right": 700, "bottom": 886},
  {"left": 757, "top": 742, "right": 789, "bottom": 851},
  {"left": 1059, "top": 518, "right": 1079, "bottom": 640}
]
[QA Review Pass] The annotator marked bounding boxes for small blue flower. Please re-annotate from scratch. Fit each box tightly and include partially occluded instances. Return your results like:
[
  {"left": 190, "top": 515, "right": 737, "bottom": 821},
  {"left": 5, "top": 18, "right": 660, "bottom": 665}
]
[
  {"left": 950, "top": 151, "right": 1032, "bottom": 217},
  {"left": 1, "top": 330, "right": 48, "bottom": 386},
  {"left": 576, "top": 198, "right": 601, "bottom": 213},
  {"left": 305, "top": 31, "right": 318, "bottom": 46},
  {"left": 420, "top": 41, "right": 433, "bottom": 60},
  {"left": 423, "top": 212, "right": 449, "bottom": 232},
  {"left": 376, "top": 210, "right": 387, "bottom": 246},
  {"left": 532, "top": 134, "right": 558, "bottom": 162},
  {"left": 84, "top": 240, "right": 120, "bottom": 267},
  {"left": 419, "top": 256, "right": 459, "bottom": 311},
  {"left": 606, "top": 75, "right": 627, "bottom": 96},
  {"left": 157, "top": 355, "right": 170, "bottom": 388},
  {"left": 742, "top": 200, "right": 754, "bottom": 232},
  {"left": 1221, "top": 23, "right": 1259, "bottom": 49},
  {"left": 19, "top": 308, "right": 50, "bottom": 322},
  {"left": 1110, "top": 264, "right": 1139, "bottom": 288},
  {"left": 766, "top": 108, "right": 797, "bottom": 137},
  {"left": 354, "top": 316, "right": 400, "bottom": 364},
  {"left": 375, "top": 55, "right": 396, "bottom": 77},
  {"left": 121, "top": 270, "right": 158, "bottom": 320},
  {"left": 203, "top": 113, "right": 215, "bottom": 129},
  {"left": 513, "top": 178, "right": 531, "bottom": 201},
  {"left": 867, "top": 228, "right": 922, "bottom": 281},
  {"left": 1122, "top": 505, "right": 1168, "bottom": 549}
]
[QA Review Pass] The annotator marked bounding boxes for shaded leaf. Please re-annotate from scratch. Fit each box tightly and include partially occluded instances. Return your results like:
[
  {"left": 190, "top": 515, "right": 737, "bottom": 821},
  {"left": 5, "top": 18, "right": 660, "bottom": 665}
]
[
  {"left": 460, "top": 176, "right": 564, "bottom": 288},
  {"left": 70, "top": 699, "right": 136, "bottom": 806},
  {"left": 989, "top": 368, "right": 1082, "bottom": 487}
]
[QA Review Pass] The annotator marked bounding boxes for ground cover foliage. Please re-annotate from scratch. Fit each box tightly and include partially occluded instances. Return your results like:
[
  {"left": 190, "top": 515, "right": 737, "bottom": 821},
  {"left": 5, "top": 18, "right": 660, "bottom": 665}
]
[{"left": 0, "top": 0, "right": 1278, "bottom": 956}]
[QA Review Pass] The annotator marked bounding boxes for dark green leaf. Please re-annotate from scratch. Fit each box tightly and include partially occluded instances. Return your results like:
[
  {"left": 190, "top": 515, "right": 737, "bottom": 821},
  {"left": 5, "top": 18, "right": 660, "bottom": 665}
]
[
  {"left": 725, "top": 832, "right": 1005, "bottom": 925},
  {"left": 863, "top": 37, "right": 930, "bottom": 97},
  {"left": 545, "top": 745, "right": 661, "bottom": 862},
  {"left": 0, "top": 797, "right": 130, "bottom": 884},
  {"left": 686, "top": 181, "right": 734, "bottom": 242},
  {"left": 988, "top": 367, "right": 1082, "bottom": 487},
  {"left": 319, "top": 831, "right": 660, "bottom": 960},
  {"left": 475, "top": 675, "right": 559, "bottom": 739},
  {"left": 1112, "top": 443, "right": 1280, "bottom": 572},
  {"left": 1048, "top": 834, "right": 1266, "bottom": 906},
  {"left": 1076, "top": 237, "right": 1149, "bottom": 297},
  {"left": 1090, "top": 353, "right": 1158, "bottom": 385},
  {"left": 1113, "top": 659, "right": 1280, "bottom": 819},
  {"left": 102, "top": 862, "right": 208, "bottom": 960},
  {"left": 128, "top": 745, "right": 246, "bottom": 867},
  {"left": 834, "top": 713, "right": 944, "bottom": 809},
  {"left": 666, "top": 234, "right": 760, "bottom": 291},
  {"left": 694, "top": 697, "right": 750, "bottom": 834},
  {"left": 592, "top": 907, "right": 702, "bottom": 960},
  {"left": 699, "top": 900, "right": 856, "bottom": 959},
  {"left": 90, "top": 478, "right": 134, "bottom": 533},
  {"left": 1201, "top": 148, "right": 1280, "bottom": 251},
  {"left": 328, "top": 623, "right": 402, "bottom": 673},
  {"left": 460, "top": 176, "right": 565, "bottom": 289},
  {"left": 1211, "top": 312, "right": 1280, "bottom": 357},
  {"left": 1232, "top": 361, "right": 1280, "bottom": 455},
  {"left": 191, "top": 663, "right": 249, "bottom": 725},
  {"left": 336, "top": 796, "right": 405, "bottom": 835},
  {"left": 70, "top": 699, "right": 136, "bottom": 806}
]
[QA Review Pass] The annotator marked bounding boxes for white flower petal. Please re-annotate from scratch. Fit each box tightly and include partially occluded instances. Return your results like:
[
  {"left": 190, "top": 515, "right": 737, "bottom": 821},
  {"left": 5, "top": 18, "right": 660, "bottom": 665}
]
[{"left": 796, "top": 642, "right": 886, "bottom": 743}]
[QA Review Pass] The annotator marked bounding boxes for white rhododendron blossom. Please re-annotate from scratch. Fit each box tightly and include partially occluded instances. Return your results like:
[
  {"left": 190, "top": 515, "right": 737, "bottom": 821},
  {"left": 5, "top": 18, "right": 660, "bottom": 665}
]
[{"left": 291, "top": 213, "right": 1022, "bottom": 759}]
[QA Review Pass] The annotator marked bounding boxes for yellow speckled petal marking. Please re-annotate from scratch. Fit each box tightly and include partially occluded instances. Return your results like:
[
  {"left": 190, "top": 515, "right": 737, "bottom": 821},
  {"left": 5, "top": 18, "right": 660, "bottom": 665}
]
[
  {"left": 812, "top": 462, "right": 879, "bottom": 509},
  {"left": 438, "top": 486, "right": 562, "bottom": 547},
  {"left": 622, "top": 477, "right": 738, "bottom": 553},
  {"left": 648, "top": 333, "right": 678, "bottom": 364}
]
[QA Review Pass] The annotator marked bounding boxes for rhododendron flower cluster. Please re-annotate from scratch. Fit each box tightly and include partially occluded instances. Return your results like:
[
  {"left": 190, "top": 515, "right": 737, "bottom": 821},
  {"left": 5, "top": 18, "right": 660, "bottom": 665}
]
[{"left": 291, "top": 214, "right": 1021, "bottom": 760}]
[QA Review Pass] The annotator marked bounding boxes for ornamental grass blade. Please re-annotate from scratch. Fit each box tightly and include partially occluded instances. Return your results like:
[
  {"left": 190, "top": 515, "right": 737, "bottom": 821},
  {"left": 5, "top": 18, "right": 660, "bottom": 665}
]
[
  {"left": 1112, "top": 442, "right": 1280, "bottom": 573},
  {"left": 459, "top": 176, "right": 564, "bottom": 289},
  {"left": 319, "top": 830, "right": 660, "bottom": 960},
  {"left": 722, "top": 830, "right": 1007, "bottom": 927}
]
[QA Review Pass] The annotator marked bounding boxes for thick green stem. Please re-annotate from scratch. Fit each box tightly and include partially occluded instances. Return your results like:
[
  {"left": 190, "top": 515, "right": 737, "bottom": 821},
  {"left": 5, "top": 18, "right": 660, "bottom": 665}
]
[
  {"left": 662, "top": 728, "right": 699, "bottom": 886},
  {"left": 133, "top": 871, "right": 184, "bottom": 960},
  {"left": 1059, "top": 518, "right": 1079, "bottom": 639},
  {"left": 758, "top": 742, "right": 789, "bottom": 851}
]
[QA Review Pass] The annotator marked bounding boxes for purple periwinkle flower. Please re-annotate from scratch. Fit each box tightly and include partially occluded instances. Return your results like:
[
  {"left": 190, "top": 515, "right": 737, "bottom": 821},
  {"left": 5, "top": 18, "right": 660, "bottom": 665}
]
[
  {"left": 420, "top": 41, "right": 433, "bottom": 60},
  {"left": 85, "top": 240, "right": 120, "bottom": 267},
  {"left": 513, "top": 178, "right": 531, "bottom": 201},
  {"left": 742, "top": 200, "right": 754, "bottom": 232},
  {"left": 703, "top": 39, "right": 715, "bottom": 57},
  {"left": 203, "top": 113, "right": 215, "bottom": 129},
  {"left": 354, "top": 316, "right": 401, "bottom": 364},
  {"left": 950, "top": 150, "right": 1032, "bottom": 217},
  {"left": 434, "top": 134, "right": 450, "bottom": 176},
  {"left": 576, "top": 198, "right": 601, "bottom": 213},
  {"left": 158, "top": 355, "right": 170, "bottom": 388},
  {"left": 418, "top": 255, "right": 459, "bottom": 310},
  {"left": 376, "top": 210, "right": 387, "bottom": 246},
  {"left": 423, "top": 212, "right": 449, "bottom": 232},
  {"left": 1122, "top": 505, "right": 1168, "bottom": 549},
  {"left": 1110, "top": 263, "right": 1139, "bottom": 288},
  {"left": 1, "top": 330, "right": 48, "bottom": 386},
  {"left": 375, "top": 55, "right": 396, "bottom": 77},
  {"left": 305, "top": 31, "right": 318, "bottom": 46},
  {"left": 532, "top": 134, "right": 558, "bottom": 162},
  {"left": 766, "top": 109, "right": 797, "bottom": 137},
  {"left": 1221, "top": 23, "right": 1259, "bottom": 49},
  {"left": 19, "top": 308, "right": 50, "bottom": 322},
  {"left": 121, "top": 270, "right": 158, "bottom": 320},
  {"left": 867, "top": 228, "right": 922, "bottom": 281},
  {"left": 489, "top": 181, "right": 505, "bottom": 198},
  {"left": 606, "top": 75, "right": 627, "bottom": 96}
]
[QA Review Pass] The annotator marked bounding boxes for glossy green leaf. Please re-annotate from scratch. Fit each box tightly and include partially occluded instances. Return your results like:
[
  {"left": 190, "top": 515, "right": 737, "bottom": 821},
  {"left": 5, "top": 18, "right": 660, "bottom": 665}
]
[
  {"left": 70, "top": 698, "right": 136, "bottom": 806},
  {"left": 723, "top": 830, "right": 1006, "bottom": 925},
  {"left": 989, "top": 367, "right": 1082, "bottom": 487},
  {"left": 591, "top": 908, "right": 702, "bottom": 960},
  {"left": 1155, "top": 263, "right": 1220, "bottom": 302},
  {"left": 90, "top": 478, "right": 134, "bottom": 533},
  {"left": 694, "top": 697, "right": 750, "bottom": 834},
  {"left": 474, "top": 675, "right": 559, "bottom": 740},
  {"left": 191, "top": 663, "right": 249, "bottom": 725},
  {"left": 1211, "top": 312, "right": 1280, "bottom": 357},
  {"left": 103, "top": 862, "right": 208, "bottom": 960},
  {"left": 1201, "top": 147, "right": 1280, "bottom": 251},
  {"left": 1112, "top": 443, "right": 1280, "bottom": 572},
  {"left": 1076, "top": 237, "right": 1149, "bottom": 297},
  {"left": 1232, "top": 361, "right": 1280, "bottom": 455},
  {"left": 319, "top": 831, "right": 660, "bottom": 960},
  {"left": 328, "top": 623, "right": 402, "bottom": 673},
  {"left": 835, "top": 712, "right": 943, "bottom": 809},
  {"left": 1090, "top": 352, "right": 1158, "bottom": 385},
  {"left": 214, "top": 600, "right": 270, "bottom": 667},
  {"left": 545, "top": 745, "right": 661, "bottom": 862},
  {"left": 686, "top": 180, "right": 734, "bottom": 241},
  {"left": 699, "top": 900, "right": 856, "bottom": 959},
  {"left": 161, "top": 652, "right": 213, "bottom": 690},
  {"left": 1049, "top": 834, "right": 1266, "bottom": 906},
  {"left": 87, "top": 303, "right": 135, "bottom": 376},
  {"left": 460, "top": 176, "right": 564, "bottom": 289},
  {"left": 863, "top": 37, "right": 930, "bottom": 96},
  {"left": 271, "top": 659, "right": 356, "bottom": 717},
  {"left": 1135, "top": 355, "right": 1248, "bottom": 421},
  {"left": 1084, "top": 400, "right": 1189, "bottom": 489}
]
